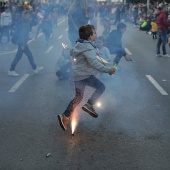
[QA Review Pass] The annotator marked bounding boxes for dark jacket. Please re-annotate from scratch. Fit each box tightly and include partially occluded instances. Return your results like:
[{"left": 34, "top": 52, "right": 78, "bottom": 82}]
[
  {"left": 156, "top": 11, "right": 170, "bottom": 30},
  {"left": 106, "top": 30, "right": 123, "bottom": 52},
  {"left": 17, "top": 19, "right": 30, "bottom": 45},
  {"left": 68, "top": 8, "right": 88, "bottom": 32}
]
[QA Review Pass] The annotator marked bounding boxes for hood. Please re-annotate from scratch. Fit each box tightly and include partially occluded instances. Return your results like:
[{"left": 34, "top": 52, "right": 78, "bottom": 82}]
[
  {"left": 70, "top": 40, "right": 96, "bottom": 58},
  {"left": 156, "top": 11, "right": 165, "bottom": 17}
]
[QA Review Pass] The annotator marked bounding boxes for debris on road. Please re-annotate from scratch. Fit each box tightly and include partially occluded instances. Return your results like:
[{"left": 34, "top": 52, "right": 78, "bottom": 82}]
[{"left": 46, "top": 153, "right": 51, "bottom": 157}]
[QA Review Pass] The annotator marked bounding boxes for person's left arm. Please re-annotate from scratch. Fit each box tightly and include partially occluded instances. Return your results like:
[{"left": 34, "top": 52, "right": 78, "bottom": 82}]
[{"left": 84, "top": 48, "right": 111, "bottom": 73}]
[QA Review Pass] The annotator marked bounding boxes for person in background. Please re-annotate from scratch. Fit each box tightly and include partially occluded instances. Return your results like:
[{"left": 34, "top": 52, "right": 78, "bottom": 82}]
[
  {"left": 151, "top": 18, "right": 157, "bottom": 39},
  {"left": 114, "top": 4, "right": 121, "bottom": 25},
  {"left": 8, "top": 11, "right": 43, "bottom": 77},
  {"left": 96, "top": 36, "right": 111, "bottom": 63},
  {"left": 133, "top": 6, "right": 138, "bottom": 26},
  {"left": 156, "top": 5, "right": 170, "bottom": 57},
  {"left": 58, "top": 25, "right": 115, "bottom": 131},
  {"left": 138, "top": 17, "right": 151, "bottom": 32},
  {"left": 55, "top": 48, "right": 72, "bottom": 80},
  {"left": 35, "top": 9, "right": 44, "bottom": 39},
  {"left": 87, "top": 7, "right": 97, "bottom": 30},
  {"left": 41, "top": 12, "right": 53, "bottom": 46},
  {"left": 67, "top": 0, "right": 89, "bottom": 46},
  {"left": 53, "top": 8, "right": 58, "bottom": 28},
  {"left": 106, "top": 22, "right": 132, "bottom": 68},
  {"left": 95, "top": 36, "right": 112, "bottom": 79},
  {"left": 0, "top": 7, "right": 12, "bottom": 43}
]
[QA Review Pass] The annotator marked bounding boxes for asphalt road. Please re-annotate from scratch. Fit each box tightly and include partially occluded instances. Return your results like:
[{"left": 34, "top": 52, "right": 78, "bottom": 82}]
[{"left": 0, "top": 16, "right": 170, "bottom": 170}]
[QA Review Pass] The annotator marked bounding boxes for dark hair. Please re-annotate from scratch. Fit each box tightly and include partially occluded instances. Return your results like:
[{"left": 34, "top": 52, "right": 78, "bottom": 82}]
[
  {"left": 117, "top": 22, "right": 126, "bottom": 30},
  {"left": 79, "top": 25, "right": 95, "bottom": 40}
]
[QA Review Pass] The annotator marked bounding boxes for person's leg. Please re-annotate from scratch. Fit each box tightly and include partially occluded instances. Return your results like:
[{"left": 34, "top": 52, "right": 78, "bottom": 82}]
[
  {"left": 156, "top": 30, "right": 162, "bottom": 55},
  {"left": 111, "top": 48, "right": 126, "bottom": 65},
  {"left": 152, "top": 32, "right": 154, "bottom": 39},
  {"left": 85, "top": 75, "right": 105, "bottom": 105},
  {"left": 63, "top": 80, "right": 86, "bottom": 117},
  {"left": 161, "top": 30, "right": 167, "bottom": 55},
  {"left": 24, "top": 45, "right": 37, "bottom": 70},
  {"left": 10, "top": 45, "right": 23, "bottom": 71},
  {"left": 81, "top": 75, "right": 105, "bottom": 118},
  {"left": 6, "top": 26, "right": 10, "bottom": 42},
  {"left": 35, "top": 23, "right": 42, "bottom": 38}
]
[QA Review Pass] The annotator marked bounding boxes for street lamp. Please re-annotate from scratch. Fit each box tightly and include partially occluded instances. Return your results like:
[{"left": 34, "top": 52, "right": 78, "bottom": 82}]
[{"left": 147, "top": 0, "right": 150, "bottom": 14}]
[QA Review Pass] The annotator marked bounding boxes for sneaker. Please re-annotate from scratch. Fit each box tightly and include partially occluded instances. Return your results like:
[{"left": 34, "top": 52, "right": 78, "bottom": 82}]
[
  {"left": 162, "top": 54, "right": 170, "bottom": 58},
  {"left": 58, "top": 114, "right": 69, "bottom": 131},
  {"left": 8, "top": 71, "right": 19, "bottom": 77},
  {"left": 34, "top": 66, "right": 43, "bottom": 73},
  {"left": 156, "top": 54, "right": 162, "bottom": 57},
  {"left": 82, "top": 103, "right": 98, "bottom": 118}
]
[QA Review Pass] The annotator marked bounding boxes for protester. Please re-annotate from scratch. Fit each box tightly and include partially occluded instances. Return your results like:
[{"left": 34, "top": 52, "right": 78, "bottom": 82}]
[
  {"left": 58, "top": 25, "right": 115, "bottom": 131},
  {"left": 8, "top": 11, "right": 43, "bottom": 77}
]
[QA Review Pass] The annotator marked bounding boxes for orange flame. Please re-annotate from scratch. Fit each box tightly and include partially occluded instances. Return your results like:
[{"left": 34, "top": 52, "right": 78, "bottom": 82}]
[{"left": 71, "top": 118, "right": 76, "bottom": 134}]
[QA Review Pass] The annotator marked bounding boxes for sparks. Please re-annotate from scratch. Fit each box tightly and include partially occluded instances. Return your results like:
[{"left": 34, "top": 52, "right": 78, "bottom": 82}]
[
  {"left": 62, "top": 43, "right": 67, "bottom": 49},
  {"left": 71, "top": 119, "right": 76, "bottom": 135},
  {"left": 96, "top": 102, "right": 101, "bottom": 107}
]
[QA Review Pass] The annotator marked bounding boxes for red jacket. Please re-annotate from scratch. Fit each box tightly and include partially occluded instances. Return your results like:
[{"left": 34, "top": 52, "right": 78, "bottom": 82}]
[{"left": 156, "top": 11, "right": 170, "bottom": 30}]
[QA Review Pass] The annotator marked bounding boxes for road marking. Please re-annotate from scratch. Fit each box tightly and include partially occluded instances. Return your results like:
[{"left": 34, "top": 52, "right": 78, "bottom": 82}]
[
  {"left": 58, "top": 35, "right": 63, "bottom": 39},
  {"left": 38, "top": 32, "right": 43, "bottom": 38},
  {"left": 9, "top": 74, "right": 30, "bottom": 93},
  {"left": 146, "top": 75, "right": 168, "bottom": 95},
  {"left": 45, "top": 46, "right": 54, "bottom": 54},
  {"left": 0, "top": 49, "right": 17, "bottom": 56},
  {"left": 58, "top": 19, "right": 65, "bottom": 25}
]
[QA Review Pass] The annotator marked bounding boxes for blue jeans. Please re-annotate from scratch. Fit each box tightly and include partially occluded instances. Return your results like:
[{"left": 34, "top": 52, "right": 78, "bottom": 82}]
[
  {"left": 10, "top": 44, "right": 37, "bottom": 71},
  {"left": 156, "top": 29, "right": 167, "bottom": 55},
  {"left": 63, "top": 75, "right": 105, "bottom": 117},
  {"left": 110, "top": 47, "right": 126, "bottom": 65}
]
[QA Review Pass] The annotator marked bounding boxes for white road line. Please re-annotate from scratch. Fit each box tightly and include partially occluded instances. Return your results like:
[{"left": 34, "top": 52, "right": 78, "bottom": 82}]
[
  {"left": 45, "top": 46, "right": 54, "bottom": 54},
  {"left": 58, "top": 19, "right": 65, "bottom": 25},
  {"left": 9, "top": 74, "right": 30, "bottom": 93},
  {"left": 0, "top": 49, "right": 17, "bottom": 56},
  {"left": 58, "top": 35, "right": 63, "bottom": 39},
  {"left": 38, "top": 32, "right": 43, "bottom": 38},
  {"left": 146, "top": 75, "right": 168, "bottom": 95}
]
